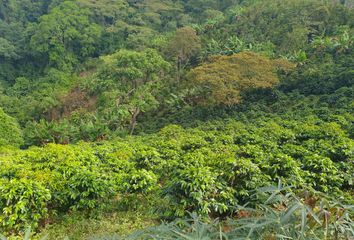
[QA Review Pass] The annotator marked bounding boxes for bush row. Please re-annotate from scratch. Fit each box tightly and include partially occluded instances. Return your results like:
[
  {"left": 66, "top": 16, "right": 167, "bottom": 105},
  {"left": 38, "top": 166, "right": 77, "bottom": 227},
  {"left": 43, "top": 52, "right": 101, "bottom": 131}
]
[{"left": 0, "top": 118, "right": 353, "bottom": 233}]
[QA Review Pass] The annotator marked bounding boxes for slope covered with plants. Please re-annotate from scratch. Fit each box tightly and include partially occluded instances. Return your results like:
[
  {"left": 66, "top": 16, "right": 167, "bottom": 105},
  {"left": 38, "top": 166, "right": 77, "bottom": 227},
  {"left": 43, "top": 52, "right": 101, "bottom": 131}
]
[{"left": 0, "top": 0, "right": 353, "bottom": 239}]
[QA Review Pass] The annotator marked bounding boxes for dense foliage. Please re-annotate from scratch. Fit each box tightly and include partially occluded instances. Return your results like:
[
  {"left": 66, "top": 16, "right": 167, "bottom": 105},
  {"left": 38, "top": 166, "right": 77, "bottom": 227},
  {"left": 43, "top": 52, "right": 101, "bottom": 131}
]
[
  {"left": 0, "top": 108, "right": 23, "bottom": 147},
  {"left": 188, "top": 52, "right": 294, "bottom": 105},
  {"left": 0, "top": 0, "right": 353, "bottom": 238},
  {"left": 0, "top": 0, "right": 352, "bottom": 144},
  {"left": 122, "top": 186, "right": 354, "bottom": 240},
  {"left": 0, "top": 117, "right": 353, "bottom": 234}
]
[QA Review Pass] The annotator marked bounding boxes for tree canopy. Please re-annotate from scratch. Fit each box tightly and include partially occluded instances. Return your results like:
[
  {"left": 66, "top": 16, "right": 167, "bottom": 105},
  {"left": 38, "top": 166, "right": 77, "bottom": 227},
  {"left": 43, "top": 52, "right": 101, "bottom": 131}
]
[
  {"left": 93, "top": 49, "right": 171, "bottom": 134},
  {"left": 188, "top": 52, "right": 295, "bottom": 106},
  {"left": 30, "top": 1, "right": 102, "bottom": 70}
]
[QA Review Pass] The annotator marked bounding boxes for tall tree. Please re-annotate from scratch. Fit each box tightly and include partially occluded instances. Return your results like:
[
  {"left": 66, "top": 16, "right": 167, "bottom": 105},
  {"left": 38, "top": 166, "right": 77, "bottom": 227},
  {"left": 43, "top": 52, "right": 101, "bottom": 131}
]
[
  {"left": 188, "top": 52, "right": 294, "bottom": 106},
  {"left": 96, "top": 49, "right": 170, "bottom": 134},
  {"left": 165, "top": 26, "right": 201, "bottom": 81},
  {"left": 30, "top": 1, "right": 102, "bottom": 70}
]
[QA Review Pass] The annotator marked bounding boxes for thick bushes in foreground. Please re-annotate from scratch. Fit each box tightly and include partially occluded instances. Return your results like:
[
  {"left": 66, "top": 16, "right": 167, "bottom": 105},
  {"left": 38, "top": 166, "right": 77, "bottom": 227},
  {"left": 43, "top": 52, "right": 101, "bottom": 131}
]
[
  {"left": 0, "top": 118, "right": 353, "bottom": 233},
  {"left": 121, "top": 186, "right": 354, "bottom": 240},
  {"left": 0, "top": 179, "right": 50, "bottom": 233}
]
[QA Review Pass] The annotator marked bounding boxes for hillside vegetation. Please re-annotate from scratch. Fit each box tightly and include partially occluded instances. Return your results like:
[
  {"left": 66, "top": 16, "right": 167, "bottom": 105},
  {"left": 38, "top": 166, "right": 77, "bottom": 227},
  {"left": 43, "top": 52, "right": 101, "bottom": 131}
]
[{"left": 0, "top": 0, "right": 353, "bottom": 239}]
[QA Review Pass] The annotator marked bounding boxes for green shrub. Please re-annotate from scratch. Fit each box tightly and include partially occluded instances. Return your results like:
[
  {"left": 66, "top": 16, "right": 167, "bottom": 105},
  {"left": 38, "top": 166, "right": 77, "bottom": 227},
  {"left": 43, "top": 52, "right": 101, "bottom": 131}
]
[
  {"left": 123, "top": 169, "right": 158, "bottom": 194},
  {"left": 52, "top": 168, "right": 114, "bottom": 211},
  {"left": 301, "top": 155, "right": 343, "bottom": 192},
  {"left": 131, "top": 145, "right": 162, "bottom": 171},
  {"left": 163, "top": 165, "right": 235, "bottom": 217},
  {"left": 0, "top": 118, "right": 353, "bottom": 232},
  {"left": 0, "top": 108, "right": 23, "bottom": 147},
  {"left": 0, "top": 179, "right": 51, "bottom": 233}
]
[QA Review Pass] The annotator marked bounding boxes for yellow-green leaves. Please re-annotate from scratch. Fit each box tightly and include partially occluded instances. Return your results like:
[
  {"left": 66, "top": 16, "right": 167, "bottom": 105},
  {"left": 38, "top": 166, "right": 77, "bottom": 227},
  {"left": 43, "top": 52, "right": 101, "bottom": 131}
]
[
  {"left": 0, "top": 179, "right": 51, "bottom": 233},
  {"left": 189, "top": 52, "right": 294, "bottom": 106}
]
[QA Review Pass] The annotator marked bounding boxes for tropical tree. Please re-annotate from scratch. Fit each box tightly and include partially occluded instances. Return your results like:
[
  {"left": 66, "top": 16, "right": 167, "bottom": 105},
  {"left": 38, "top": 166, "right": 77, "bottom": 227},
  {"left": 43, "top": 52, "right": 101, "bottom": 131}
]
[
  {"left": 95, "top": 49, "right": 171, "bottom": 134},
  {"left": 165, "top": 26, "right": 201, "bottom": 81},
  {"left": 188, "top": 52, "right": 294, "bottom": 106},
  {"left": 30, "top": 1, "right": 102, "bottom": 70}
]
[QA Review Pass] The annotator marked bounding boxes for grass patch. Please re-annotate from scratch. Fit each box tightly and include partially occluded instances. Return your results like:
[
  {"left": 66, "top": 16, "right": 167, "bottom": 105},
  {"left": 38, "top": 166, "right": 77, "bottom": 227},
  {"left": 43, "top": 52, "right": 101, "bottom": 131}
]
[{"left": 36, "top": 196, "right": 159, "bottom": 240}]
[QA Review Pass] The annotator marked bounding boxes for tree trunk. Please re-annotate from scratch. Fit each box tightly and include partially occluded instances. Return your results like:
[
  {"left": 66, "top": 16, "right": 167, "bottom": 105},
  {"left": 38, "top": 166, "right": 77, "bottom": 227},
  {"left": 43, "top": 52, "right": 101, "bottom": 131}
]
[
  {"left": 176, "top": 57, "right": 181, "bottom": 82},
  {"left": 129, "top": 107, "right": 140, "bottom": 135}
]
